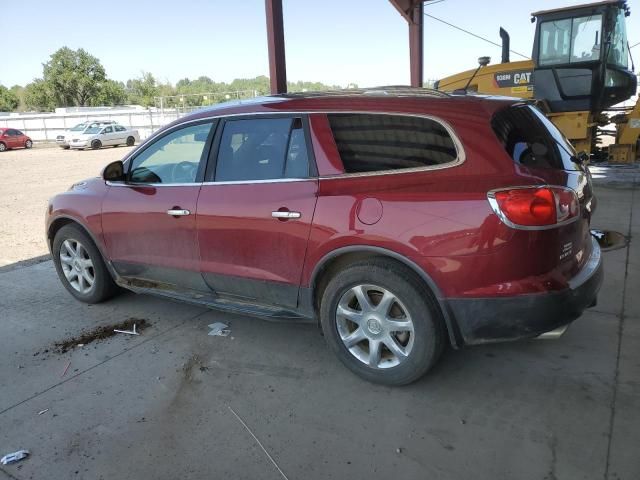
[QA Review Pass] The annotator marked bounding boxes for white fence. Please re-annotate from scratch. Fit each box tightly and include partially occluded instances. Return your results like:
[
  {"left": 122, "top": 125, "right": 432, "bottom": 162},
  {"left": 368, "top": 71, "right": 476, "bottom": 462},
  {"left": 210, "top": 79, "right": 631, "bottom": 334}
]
[{"left": 0, "top": 106, "right": 199, "bottom": 142}]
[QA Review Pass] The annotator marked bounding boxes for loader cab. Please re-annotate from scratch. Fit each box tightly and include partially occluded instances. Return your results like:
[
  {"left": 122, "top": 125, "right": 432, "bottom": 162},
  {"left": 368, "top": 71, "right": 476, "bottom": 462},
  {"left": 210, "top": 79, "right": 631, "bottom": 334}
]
[{"left": 531, "top": 0, "right": 636, "bottom": 113}]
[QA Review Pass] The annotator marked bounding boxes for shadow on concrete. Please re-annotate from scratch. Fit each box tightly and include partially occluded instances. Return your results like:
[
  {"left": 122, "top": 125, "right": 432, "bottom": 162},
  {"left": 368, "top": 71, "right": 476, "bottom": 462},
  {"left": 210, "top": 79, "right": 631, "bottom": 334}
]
[{"left": 0, "top": 254, "right": 51, "bottom": 274}]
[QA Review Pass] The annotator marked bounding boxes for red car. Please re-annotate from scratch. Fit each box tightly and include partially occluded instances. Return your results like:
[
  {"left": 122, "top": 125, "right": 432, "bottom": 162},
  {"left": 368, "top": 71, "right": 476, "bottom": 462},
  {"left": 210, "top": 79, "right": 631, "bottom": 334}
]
[
  {"left": 0, "top": 128, "right": 32, "bottom": 151},
  {"left": 46, "top": 88, "right": 603, "bottom": 385}
]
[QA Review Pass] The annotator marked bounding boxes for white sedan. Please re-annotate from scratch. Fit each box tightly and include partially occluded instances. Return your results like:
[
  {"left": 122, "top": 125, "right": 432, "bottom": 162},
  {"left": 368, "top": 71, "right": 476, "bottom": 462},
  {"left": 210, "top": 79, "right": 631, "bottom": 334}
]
[
  {"left": 56, "top": 121, "right": 115, "bottom": 149},
  {"left": 68, "top": 124, "right": 139, "bottom": 150}
]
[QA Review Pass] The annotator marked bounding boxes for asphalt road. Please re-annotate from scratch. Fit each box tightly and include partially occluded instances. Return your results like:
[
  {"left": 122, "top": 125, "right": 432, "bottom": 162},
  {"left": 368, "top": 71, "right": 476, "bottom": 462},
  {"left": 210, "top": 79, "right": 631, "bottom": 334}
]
[{"left": 0, "top": 148, "right": 638, "bottom": 479}]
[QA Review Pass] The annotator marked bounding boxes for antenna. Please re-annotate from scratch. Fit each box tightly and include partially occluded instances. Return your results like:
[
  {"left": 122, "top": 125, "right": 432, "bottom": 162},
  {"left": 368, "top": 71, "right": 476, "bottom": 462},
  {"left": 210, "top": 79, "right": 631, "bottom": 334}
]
[{"left": 454, "top": 56, "right": 491, "bottom": 94}]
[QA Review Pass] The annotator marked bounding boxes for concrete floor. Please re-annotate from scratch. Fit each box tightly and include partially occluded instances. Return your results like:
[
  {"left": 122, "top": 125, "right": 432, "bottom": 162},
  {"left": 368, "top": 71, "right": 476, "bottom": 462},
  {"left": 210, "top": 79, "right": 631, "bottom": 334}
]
[{"left": 1, "top": 177, "right": 638, "bottom": 479}]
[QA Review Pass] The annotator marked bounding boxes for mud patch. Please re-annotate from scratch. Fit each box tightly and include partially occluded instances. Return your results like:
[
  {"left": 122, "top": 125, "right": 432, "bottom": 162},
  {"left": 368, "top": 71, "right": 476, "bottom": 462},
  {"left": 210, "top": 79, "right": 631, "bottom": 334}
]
[{"left": 52, "top": 318, "right": 150, "bottom": 354}]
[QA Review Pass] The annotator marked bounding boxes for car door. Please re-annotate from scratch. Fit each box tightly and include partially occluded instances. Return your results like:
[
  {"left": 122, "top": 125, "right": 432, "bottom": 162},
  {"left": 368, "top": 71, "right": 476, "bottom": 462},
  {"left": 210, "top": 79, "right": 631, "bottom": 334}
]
[
  {"left": 114, "top": 125, "right": 128, "bottom": 144},
  {"left": 13, "top": 129, "right": 25, "bottom": 147},
  {"left": 196, "top": 115, "right": 319, "bottom": 308},
  {"left": 101, "top": 126, "right": 115, "bottom": 146},
  {"left": 6, "top": 129, "right": 19, "bottom": 148},
  {"left": 101, "top": 120, "right": 216, "bottom": 290}
]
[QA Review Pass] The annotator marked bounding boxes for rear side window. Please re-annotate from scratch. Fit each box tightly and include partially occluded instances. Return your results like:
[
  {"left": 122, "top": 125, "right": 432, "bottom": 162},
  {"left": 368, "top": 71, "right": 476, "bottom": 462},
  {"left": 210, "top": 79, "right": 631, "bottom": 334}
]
[
  {"left": 327, "top": 113, "right": 458, "bottom": 173},
  {"left": 215, "top": 117, "right": 309, "bottom": 182},
  {"left": 491, "top": 104, "right": 579, "bottom": 171}
]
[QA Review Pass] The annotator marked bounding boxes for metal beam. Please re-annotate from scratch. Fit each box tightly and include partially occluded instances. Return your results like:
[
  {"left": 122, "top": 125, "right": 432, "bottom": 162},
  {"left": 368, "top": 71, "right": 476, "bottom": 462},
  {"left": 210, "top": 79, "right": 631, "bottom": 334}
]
[
  {"left": 409, "top": 2, "right": 424, "bottom": 87},
  {"left": 265, "top": 0, "right": 287, "bottom": 94}
]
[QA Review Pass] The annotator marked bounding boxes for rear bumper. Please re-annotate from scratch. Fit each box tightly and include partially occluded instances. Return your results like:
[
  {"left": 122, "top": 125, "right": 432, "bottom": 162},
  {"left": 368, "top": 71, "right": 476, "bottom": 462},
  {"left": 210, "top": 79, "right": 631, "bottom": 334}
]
[{"left": 447, "top": 237, "right": 603, "bottom": 345}]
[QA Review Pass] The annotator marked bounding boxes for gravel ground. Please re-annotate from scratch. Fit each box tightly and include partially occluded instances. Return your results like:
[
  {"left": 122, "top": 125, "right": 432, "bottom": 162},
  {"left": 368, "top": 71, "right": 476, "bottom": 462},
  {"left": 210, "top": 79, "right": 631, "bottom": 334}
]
[{"left": 0, "top": 145, "right": 134, "bottom": 267}]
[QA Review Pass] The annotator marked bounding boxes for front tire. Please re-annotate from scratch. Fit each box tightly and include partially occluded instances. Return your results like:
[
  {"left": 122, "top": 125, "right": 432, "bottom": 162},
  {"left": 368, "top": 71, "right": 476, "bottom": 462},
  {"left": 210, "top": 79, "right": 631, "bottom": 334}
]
[
  {"left": 52, "top": 224, "right": 119, "bottom": 304},
  {"left": 91, "top": 140, "right": 102, "bottom": 150},
  {"left": 25, "top": 139, "right": 33, "bottom": 149},
  {"left": 320, "top": 258, "right": 445, "bottom": 386}
]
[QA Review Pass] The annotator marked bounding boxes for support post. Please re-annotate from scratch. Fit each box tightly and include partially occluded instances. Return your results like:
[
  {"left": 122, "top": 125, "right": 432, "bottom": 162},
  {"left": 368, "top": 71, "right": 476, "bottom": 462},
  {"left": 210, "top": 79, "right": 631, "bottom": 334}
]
[
  {"left": 265, "top": 0, "right": 287, "bottom": 94},
  {"left": 409, "top": 2, "right": 424, "bottom": 88}
]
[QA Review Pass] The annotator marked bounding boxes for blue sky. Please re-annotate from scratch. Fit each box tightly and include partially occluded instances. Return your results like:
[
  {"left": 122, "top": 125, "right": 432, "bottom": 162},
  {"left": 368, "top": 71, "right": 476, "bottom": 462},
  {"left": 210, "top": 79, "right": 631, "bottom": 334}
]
[{"left": 2, "top": 0, "right": 639, "bottom": 88}]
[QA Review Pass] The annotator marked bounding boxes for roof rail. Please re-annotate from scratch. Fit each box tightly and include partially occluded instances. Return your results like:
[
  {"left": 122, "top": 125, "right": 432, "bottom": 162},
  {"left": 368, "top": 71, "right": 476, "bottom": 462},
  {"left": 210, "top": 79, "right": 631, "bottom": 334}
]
[{"left": 280, "top": 86, "right": 450, "bottom": 99}]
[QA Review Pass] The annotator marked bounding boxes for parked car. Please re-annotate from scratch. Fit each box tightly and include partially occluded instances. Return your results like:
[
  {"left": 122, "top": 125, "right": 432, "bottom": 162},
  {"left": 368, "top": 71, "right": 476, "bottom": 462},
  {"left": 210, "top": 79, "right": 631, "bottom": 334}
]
[
  {"left": 68, "top": 123, "right": 139, "bottom": 150},
  {"left": 56, "top": 121, "right": 116, "bottom": 149},
  {"left": 0, "top": 128, "right": 32, "bottom": 152},
  {"left": 46, "top": 88, "right": 603, "bottom": 385}
]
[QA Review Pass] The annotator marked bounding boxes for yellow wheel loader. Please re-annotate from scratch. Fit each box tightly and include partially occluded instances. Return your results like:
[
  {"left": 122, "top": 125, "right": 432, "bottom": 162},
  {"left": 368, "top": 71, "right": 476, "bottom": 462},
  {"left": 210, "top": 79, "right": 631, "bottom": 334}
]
[{"left": 435, "top": 0, "right": 639, "bottom": 162}]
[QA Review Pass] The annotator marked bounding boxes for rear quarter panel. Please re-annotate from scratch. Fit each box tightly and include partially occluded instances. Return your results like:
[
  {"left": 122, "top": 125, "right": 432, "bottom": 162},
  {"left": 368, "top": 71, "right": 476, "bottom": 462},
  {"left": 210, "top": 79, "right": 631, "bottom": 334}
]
[{"left": 302, "top": 101, "right": 589, "bottom": 298}]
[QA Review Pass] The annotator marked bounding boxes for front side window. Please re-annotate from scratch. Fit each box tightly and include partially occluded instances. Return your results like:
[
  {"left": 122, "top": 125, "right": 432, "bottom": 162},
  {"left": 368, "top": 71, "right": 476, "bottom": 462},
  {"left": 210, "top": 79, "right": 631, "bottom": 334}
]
[
  {"left": 327, "top": 113, "right": 457, "bottom": 173},
  {"left": 103, "top": 126, "right": 113, "bottom": 134},
  {"left": 214, "top": 117, "right": 309, "bottom": 182},
  {"left": 115, "top": 125, "right": 126, "bottom": 132},
  {"left": 539, "top": 14, "right": 602, "bottom": 66},
  {"left": 129, "top": 122, "right": 213, "bottom": 184}
]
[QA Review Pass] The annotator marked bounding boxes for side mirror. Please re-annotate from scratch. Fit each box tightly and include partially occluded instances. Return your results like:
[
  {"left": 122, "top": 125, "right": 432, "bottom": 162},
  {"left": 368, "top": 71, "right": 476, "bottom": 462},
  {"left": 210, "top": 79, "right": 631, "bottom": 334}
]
[{"left": 103, "top": 160, "right": 125, "bottom": 182}]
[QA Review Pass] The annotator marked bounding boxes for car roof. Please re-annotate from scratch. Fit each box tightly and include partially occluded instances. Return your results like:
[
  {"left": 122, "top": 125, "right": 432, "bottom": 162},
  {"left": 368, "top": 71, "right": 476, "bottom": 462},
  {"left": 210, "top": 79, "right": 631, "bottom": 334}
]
[{"left": 176, "top": 86, "right": 522, "bottom": 128}]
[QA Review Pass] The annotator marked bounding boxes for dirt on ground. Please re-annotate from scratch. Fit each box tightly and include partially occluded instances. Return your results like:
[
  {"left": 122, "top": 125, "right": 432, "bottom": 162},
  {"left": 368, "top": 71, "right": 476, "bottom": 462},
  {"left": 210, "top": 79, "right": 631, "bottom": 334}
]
[
  {"left": 51, "top": 317, "right": 150, "bottom": 354},
  {"left": 0, "top": 145, "right": 135, "bottom": 267}
]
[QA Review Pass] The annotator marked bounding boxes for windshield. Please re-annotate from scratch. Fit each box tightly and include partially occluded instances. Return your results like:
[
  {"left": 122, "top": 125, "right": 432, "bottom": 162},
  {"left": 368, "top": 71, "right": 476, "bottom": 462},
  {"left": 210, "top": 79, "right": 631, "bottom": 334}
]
[
  {"left": 607, "top": 8, "right": 629, "bottom": 68},
  {"left": 84, "top": 127, "right": 102, "bottom": 134},
  {"left": 70, "top": 123, "right": 87, "bottom": 131}
]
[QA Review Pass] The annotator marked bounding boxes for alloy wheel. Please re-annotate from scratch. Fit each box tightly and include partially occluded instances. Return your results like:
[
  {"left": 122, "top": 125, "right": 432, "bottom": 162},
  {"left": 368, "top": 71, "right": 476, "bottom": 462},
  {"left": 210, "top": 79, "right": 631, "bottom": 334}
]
[
  {"left": 59, "top": 239, "right": 95, "bottom": 294},
  {"left": 336, "top": 284, "right": 415, "bottom": 369}
]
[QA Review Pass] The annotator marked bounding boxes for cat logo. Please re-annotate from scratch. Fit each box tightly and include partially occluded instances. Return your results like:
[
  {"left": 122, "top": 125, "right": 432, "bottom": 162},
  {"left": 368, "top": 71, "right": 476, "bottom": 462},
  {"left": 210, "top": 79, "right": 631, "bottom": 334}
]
[
  {"left": 494, "top": 70, "right": 534, "bottom": 88},
  {"left": 514, "top": 72, "right": 532, "bottom": 84}
]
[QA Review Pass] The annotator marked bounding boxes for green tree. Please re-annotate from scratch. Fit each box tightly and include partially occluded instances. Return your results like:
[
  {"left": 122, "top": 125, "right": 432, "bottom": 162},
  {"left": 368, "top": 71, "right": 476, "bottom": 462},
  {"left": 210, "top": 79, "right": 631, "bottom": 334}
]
[
  {"left": 0, "top": 85, "right": 19, "bottom": 111},
  {"left": 42, "top": 47, "right": 106, "bottom": 106},
  {"left": 126, "top": 72, "right": 159, "bottom": 107},
  {"left": 24, "top": 79, "right": 54, "bottom": 111},
  {"left": 10, "top": 85, "right": 26, "bottom": 111},
  {"left": 92, "top": 79, "right": 127, "bottom": 106}
]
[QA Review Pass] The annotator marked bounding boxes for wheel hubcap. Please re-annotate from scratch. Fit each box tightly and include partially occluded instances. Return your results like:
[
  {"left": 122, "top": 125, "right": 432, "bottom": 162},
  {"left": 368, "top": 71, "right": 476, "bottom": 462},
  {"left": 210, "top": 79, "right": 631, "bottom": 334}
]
[
  {"left": 59, "top": 239, "right": 95, "bottom": 294},
  {"left": 336, "top": 284, "right": 415, "bottom": 369}
]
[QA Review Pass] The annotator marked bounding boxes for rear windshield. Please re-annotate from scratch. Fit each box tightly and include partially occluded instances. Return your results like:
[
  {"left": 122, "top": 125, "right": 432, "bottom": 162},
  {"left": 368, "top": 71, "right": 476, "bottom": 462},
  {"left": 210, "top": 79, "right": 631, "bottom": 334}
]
[{"left": 491, "top": 104, "right": 579, "bottom": 171}]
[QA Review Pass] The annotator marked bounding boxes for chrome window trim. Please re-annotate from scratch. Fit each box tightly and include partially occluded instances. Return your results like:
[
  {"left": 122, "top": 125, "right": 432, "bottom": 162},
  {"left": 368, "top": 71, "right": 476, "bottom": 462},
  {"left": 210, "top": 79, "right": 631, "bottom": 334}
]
[
  {"left": 106, "top": 177, "right": 314, "bottom": 188},
  {"left": 119, "top": 110, "right": 466, "bottom": 184},
  {"left": 486, "top": 185, "right": 580, "bottom": 231}
]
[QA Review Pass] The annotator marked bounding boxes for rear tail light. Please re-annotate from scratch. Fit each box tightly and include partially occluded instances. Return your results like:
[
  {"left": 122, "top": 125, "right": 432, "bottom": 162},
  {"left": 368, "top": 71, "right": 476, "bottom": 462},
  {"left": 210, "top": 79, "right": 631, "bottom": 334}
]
[{"left": 487, "top": 186, "right": 579, "bottom": 229}]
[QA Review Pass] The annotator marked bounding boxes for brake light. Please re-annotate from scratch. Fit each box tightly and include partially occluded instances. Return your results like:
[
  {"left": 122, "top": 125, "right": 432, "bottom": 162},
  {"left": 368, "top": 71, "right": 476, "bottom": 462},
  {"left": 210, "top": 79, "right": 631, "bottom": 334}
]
[{"left": 488, "top": 186, "right": 579, "bottom": 229}]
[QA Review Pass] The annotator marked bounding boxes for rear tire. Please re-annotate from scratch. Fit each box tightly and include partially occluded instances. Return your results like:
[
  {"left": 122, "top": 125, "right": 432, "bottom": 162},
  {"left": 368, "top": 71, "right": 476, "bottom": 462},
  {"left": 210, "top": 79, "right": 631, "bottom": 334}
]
[
  {"left": 319, "top": 258, "right": 445, "bottom": 386},
  {"left": 91, "top": 140, "right": 102, "bottom": 150},
  {"left": 25, "top": 139, "right": 33, "bottom": 149},
  {"left": 126, "top": 136, "right": 135, "bottom": 147},
  {"left": 52, "top": 224, "right": 119, "bottom": 304}
]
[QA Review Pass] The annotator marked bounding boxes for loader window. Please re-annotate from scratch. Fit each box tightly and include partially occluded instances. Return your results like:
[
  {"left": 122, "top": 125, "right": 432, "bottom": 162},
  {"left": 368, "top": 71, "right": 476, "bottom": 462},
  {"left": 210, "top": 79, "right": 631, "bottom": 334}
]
[
  {"left": 327, "top": 113, "right": 458, "bottom": 173},
  {"left": 607, "top": 8, "right": 629, "bottom": 68},
  {"left": 539, "top": 14, "right": 602, "bottom": 66},
  {"left": 491, "top": 104, "right": 579, "bottom": 171}
]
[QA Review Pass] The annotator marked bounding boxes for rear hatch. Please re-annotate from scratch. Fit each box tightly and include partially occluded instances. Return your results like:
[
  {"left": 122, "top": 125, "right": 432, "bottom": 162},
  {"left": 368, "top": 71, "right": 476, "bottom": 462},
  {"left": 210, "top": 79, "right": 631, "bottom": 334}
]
[{"left": 491, "top": 103, "right": 595, "bottom": 283}]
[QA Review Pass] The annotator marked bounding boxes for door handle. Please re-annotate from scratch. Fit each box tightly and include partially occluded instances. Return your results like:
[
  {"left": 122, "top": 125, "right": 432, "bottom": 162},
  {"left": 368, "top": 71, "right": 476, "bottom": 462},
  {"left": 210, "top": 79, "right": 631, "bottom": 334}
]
[
  {"left": 272, "top": 211, "right": 301, "bottom": 219},
  {"left": 167, "top": 209, "right": 191, "bottom": 216}
]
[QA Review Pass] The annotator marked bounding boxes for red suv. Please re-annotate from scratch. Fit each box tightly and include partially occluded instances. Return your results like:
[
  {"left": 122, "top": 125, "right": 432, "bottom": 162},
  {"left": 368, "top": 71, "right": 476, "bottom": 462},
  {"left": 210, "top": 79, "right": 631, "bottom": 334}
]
[
  {"left": 0, "top": 128, "right": 32, "bottom": 151},
  {"left": 46, "top": 89, "right": 603, "bottom": 385}
]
